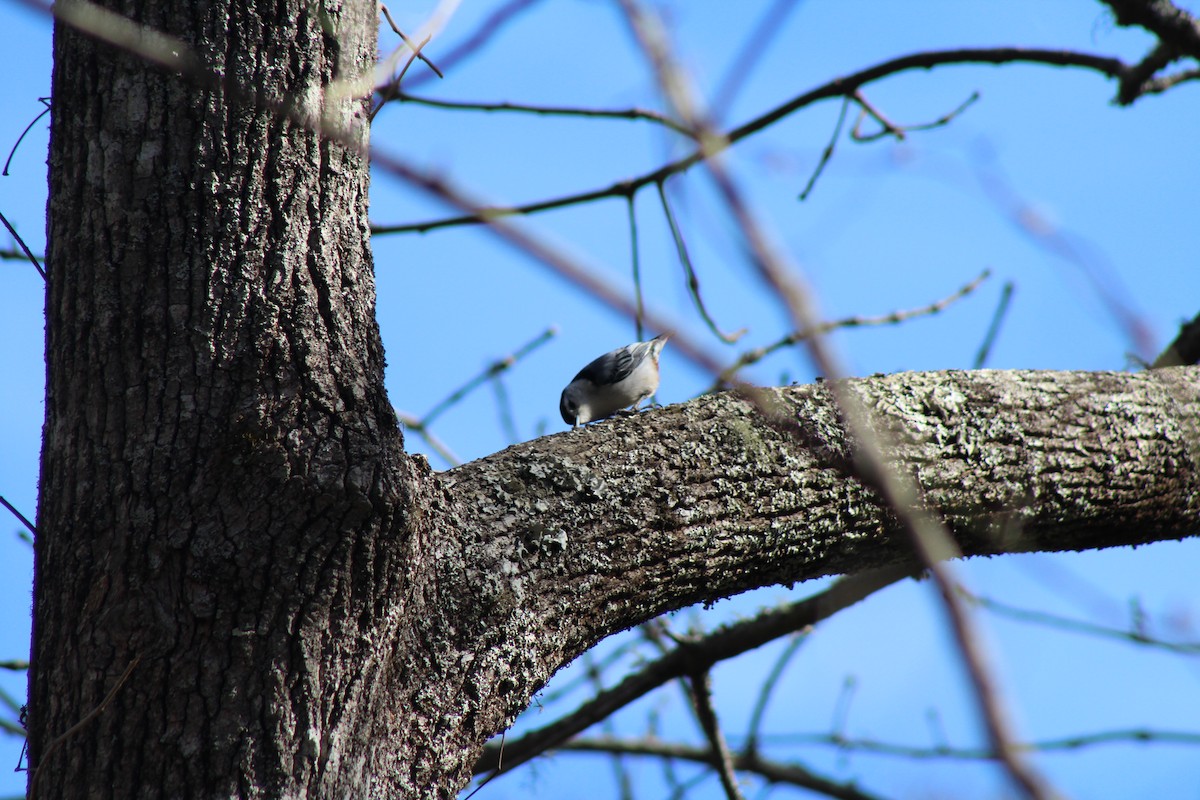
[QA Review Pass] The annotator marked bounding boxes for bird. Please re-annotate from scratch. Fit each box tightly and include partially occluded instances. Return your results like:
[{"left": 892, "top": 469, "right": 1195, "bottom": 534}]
[{"left": 559, "top": 334, "right": 669, "bottom": 428}]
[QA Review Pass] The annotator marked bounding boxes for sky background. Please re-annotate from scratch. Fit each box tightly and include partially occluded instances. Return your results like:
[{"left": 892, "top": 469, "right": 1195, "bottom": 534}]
[{"left": 1, "top": 1, "right": 1199, "bottom": 798}]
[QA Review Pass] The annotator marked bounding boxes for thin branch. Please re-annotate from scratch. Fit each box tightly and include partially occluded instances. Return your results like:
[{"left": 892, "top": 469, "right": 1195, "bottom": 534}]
[
  {"left": 395, "top": 411, "right": 463, "bottom": 468},
  {"left": 0, "top": 211, "right": 47, "bottom": 280},
  {"left": 3, "top": 98, "right": 51, "bottom": 176},
  {"left": 711, "top": 269, "right": 991, "bottom": 390},
  {"left": 402, "top": 0, "right": 546, "bottom": 92},
  {"left": 1139, "top": 65, "right": 1200, "bottom": 94},
  {"left": 757, "top": 727, "right": 1200, "bottom": 760},
  {"left": 830, "top": 676, "right": 858, "bottom": 741},
  {"left": 394, "top": 35, "right": 433, "bottom": 89},
  {"left": 420, "top": 325, "right": 558, "bottom": 427},
  {"left": 743, "top": 634, "right": 806, "bottom": 754},
  {"left": 395, "top": 327, "right": 558, "bottom": 466},
  {"left": 1115, "top": 40, "right": 1180, "bottom": 104},
  {"left": 489, "top": 376, "right": 520, "bottom": 445},
  {"left": 473, "top": 565, "right": 913, "bottom": 779},
  {"left": 393, "top": 92, "right": 692, "bottom": 134},
  {"left": 562, "top": 737, "right": 891, "bottom": 800},
  {"left": 850, "top": 90, "right": 909, "bottom": 141},
  {"left": 969, "top": 591, "right": 1200, "bottom": 653},
  {"left": 850, "top": 90, "right": 980, "bottom": 143},
  {"left": 373, "top": 47, "right": 1126, "bottom": 235},
  {"left": 798, "top": 96, "right": 851, "bottom": 201},
  {"left": 627, "top": 194, "right": 646, "bottom": 342},
  {"left": 370, "top": 148, "right": 726, "bottom": 378},
  {"left": 583, "top": 652, "right": 637, "bottom": 800},
  {"left": 370, "top": 6, "right": 446, "bottom": 123},
  {"left": 686, "top": 670, "right": 744, "bottom": 800},
  {"left": 0, "top": 248, "right": 44, "bottom": 263},
  {"left": 0, "top": 496, "right": 37, "bottom": 537},
  {"left": 656, "top": 180, "right": 746, "bottom": 344},
  {"left": 379, "top": 4, "right": 444, "bottom": 77},
  {"left": 973, "top": 281, "right": 1015, "bottom": 369}
]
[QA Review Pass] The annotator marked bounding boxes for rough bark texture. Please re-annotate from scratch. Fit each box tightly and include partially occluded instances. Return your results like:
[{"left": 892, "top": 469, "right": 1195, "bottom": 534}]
[
  {"left": 29, "top": 1, "right": 1200, "bottom": 798},
  {"left": 31, "top": 0, "right": 433, "bottom": 797},
  {"left": 440, "top": 369, "right": 1200, "bottom": 698}
]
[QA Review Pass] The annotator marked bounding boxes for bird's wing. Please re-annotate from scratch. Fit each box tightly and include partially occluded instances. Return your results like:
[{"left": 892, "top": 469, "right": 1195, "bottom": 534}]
[{"left": 572, "top": 344, "right": 639, "bottom": 386}]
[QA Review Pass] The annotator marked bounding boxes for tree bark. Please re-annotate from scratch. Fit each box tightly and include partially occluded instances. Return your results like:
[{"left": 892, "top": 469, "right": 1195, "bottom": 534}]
[{"left": 29, "top": 1, "right": 1200, "bottom": 798}]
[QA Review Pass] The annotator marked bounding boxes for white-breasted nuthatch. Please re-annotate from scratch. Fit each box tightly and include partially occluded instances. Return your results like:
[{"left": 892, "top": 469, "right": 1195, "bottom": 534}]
[{"left": 559, "top": 334, "right": 669, "bottom": 428}]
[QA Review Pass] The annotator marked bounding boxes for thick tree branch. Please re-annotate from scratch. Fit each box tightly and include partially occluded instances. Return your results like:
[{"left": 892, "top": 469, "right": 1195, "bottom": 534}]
[
  {"left": 1101, "top": 0, "right": 1200, "bottom": 59},
  {"left": 440, "top": 367, "right": 1200, "bottom": 751}
]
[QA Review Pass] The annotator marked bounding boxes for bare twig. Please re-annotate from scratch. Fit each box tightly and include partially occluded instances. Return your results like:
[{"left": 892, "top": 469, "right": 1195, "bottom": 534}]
[
  {"left": 851, "top": 90, "right": 980, "bottom": 143},
  {"left": 686, "top": 670, "right": 745, "bottom": 800},
  {"left": 489, "top": 376, "right": 520, "bottom": 445},
  {"left": 370, "top": 5, "right": 446, "bottom": 122},
  {"left": 0, "top": 211, "right": 46, "bottom": 279},
  {"left": 393, "top": 92, "right": 692, "bottom": 134},
  {"left": 379, "top": 4, "right": 444, "bottom": 77},
  {"left": 743, "top": 634, "right": 806, "bottom": 754},
  {"left": 395, "top": 326, "right": 559, "bottom": 466},
  {"left": 830, "top": 676, "right": 858, "bottom": 741},
  {"left": 473, "top": 565, "right": 913, "bottom": 780},
  {"left": 395, "top": 411, "right": 463, "bottom": 468},
  {"left": 1139, "top": 65, "right": 1200, "bottom": 95},
  {"left": 756, "top": 727, "right": 1200, "bottom": 760},
  {"left": 968, "top": 591, "right": 1200, "bottom": 653},
  {"left": 583, "top": 653, "right": 636, "bottom": 800},
  {"left": 799, "top": 96, "right": 851, "bottom": 201},
  {"left": 0, "top": 495, "right": 37, "bottom": 537},
  {"left": 850, "top": 90, "right": 909, "bottom": 141},
  {"left": 402, "top": 0, "right": 546, "bottom": 92},
  {"left": 421, "top": 326, "right": 558, "bottom": 427},
  {"left": 626, "top": 194, "right": 646, "bottom": 342},
  {"left": 562, "top": 737, "right": 890, "bottom": 800},
  {"left": 3, "top": 97, "right": 51, "bottom": 175},
  {"left": 656, "top": 180, "right": 746, "bottom": 344},
  {"left": 973, "top": 281, "right": 1014, "bottom": 368},
  {"left": 371, "top": 148, "right": 725, "bottom": 378},
  {"left": 805, "top": 89, "right": 978, "bottom": 202},
  {"left": 711, "top": 269, "right": 991, "bottom": 390},
  {"left": 373, "top": 47, "right": 1126, "bottom": 235},
  {"left": 1115, "top": 40, "right": 1180, "bottom": 103}
]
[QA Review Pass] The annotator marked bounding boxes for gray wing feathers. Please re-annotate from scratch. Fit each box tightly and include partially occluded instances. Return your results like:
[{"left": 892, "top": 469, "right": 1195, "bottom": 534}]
[{"left": 573, "top": 344, "right": 637, "bottom": 386}]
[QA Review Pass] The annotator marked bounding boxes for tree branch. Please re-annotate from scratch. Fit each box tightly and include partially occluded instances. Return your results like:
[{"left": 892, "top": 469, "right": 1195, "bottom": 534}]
[
  {"left": 561, "top": 737, "right": 891, "bottom": 800},
  {"left": 473, "top": 566, "right": 912, "bottom": 780},
  {"left": 451, "top": 367, "right": 1200, "bottom": 789},
  {"left": 1101, "top": 0, "right": 1200, "bottom": 59},
  {"left": 373, "top": 47, "right": 1126, "bottom": 235}
]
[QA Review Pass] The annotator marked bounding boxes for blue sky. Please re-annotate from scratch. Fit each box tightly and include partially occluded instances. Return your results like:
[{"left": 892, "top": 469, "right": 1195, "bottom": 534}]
[{"left": 1, "top": 1, "right": 1199, "bottom": 797}]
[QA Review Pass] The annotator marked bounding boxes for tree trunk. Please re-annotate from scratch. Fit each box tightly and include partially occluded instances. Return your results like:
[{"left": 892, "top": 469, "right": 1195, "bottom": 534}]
[
  {"left": 29, "top": 1, "right": 1200, "bottom": 798},
  {"left": 30, "top": 0, "right": 446, "bottom": 795}
]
